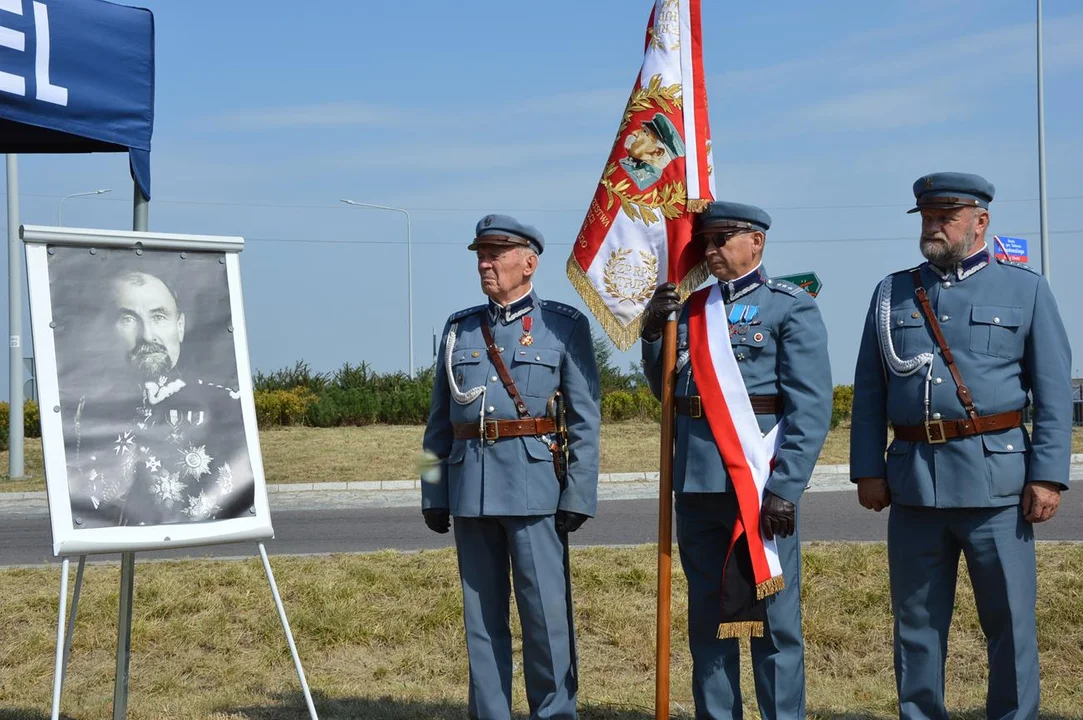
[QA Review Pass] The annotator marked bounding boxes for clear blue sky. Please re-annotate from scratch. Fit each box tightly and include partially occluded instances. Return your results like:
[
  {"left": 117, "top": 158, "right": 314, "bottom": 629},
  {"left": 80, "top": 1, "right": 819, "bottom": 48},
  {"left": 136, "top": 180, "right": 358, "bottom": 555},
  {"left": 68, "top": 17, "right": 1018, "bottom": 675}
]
[{"left": 4, "top": 0, "right": 1083, "bottom": 398}]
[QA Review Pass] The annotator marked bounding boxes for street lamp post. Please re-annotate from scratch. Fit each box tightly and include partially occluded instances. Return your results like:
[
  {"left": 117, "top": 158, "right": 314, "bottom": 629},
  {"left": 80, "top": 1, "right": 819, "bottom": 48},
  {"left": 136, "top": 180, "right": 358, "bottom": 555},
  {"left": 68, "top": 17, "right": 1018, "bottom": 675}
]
[
  {"left": 1036, "top": 0, "right": 1050, "bottom": 283},
  {"left": 58, "top": 188, "right": 111, "bottom": 225},
  {"left": 340, "top": 199, "right": 414, "bottom": 378}
]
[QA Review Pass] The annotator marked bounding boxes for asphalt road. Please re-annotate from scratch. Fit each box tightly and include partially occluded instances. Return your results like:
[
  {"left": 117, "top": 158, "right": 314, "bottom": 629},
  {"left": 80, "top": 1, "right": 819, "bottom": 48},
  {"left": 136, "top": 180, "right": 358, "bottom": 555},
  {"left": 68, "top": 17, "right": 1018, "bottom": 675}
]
[{"left": 2, "top": 491, "right": 1080, "bottom": 567}]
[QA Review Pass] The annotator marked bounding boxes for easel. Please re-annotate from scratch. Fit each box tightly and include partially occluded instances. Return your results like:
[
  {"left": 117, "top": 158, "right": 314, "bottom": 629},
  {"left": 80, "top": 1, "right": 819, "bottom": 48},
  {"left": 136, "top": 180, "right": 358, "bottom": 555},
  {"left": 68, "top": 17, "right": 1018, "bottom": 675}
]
[
  {"left": 49, "top": 545, "right": 319, "bottom": 720},
  {"left": 22, "top": 191, "right": 320, "bottom": 719}
]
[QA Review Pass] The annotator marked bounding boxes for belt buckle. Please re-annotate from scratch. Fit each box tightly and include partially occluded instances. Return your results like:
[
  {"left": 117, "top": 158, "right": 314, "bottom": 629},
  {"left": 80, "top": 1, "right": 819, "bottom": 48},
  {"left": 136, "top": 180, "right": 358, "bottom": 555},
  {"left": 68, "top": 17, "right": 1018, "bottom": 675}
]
[
  {"left": 689, "top": 396, "right": 703, "bottom": 419},
  {"left": 483, "top": 421, "right": 500, "bottom": 442},
  {"left": 924, "top": 419, "right": 947, "bottom": 444}
]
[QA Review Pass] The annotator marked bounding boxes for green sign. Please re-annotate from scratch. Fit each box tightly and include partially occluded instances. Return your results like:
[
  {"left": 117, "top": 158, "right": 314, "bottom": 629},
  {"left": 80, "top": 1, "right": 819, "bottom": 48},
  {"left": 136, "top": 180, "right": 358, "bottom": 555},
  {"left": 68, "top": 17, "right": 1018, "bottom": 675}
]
[{"left": 776, "top": 272, "right": 823, "bottom": 298}]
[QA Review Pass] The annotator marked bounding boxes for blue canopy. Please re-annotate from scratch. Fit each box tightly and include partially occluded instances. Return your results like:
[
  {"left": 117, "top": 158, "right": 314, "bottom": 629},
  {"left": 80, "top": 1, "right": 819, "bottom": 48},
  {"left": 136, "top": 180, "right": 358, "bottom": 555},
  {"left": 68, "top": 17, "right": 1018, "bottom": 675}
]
[{"left": 0, "top": 0, "right": 154, "bottom": 198}]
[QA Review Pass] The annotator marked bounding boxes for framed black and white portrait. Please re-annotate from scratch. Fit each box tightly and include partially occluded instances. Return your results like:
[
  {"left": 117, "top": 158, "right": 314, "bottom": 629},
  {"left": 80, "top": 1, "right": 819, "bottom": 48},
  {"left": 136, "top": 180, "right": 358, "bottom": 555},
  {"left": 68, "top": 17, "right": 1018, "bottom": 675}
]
[{"left": 22, "top": 226, "right": 273, "bottom": 556}]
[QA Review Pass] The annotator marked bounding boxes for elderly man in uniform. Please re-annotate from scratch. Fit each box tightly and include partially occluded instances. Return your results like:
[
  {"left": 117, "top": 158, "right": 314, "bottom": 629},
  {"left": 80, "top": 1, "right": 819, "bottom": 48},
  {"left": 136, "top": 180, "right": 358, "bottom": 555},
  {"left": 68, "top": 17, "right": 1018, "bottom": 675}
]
[
  {"left": 421, "top": 214, "right": 601, "bottom": 720},
  {"left": 66, "top": 268, "right": 253, "bottom": 528},
  {"left": 850, "top": 172, "right": 1072, "bottom": 719},
  {"left": 641, "top": 202, "right": 832, "bottom": 719}
]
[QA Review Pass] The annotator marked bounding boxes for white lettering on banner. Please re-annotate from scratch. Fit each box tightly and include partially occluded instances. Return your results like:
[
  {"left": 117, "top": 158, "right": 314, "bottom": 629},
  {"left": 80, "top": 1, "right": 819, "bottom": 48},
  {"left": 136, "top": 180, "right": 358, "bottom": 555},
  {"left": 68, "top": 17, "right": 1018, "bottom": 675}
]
[
  {"left": 0, "top": 0, "right": 69, "bottom": 105},
  {"left": 32, "top": 2, "right": 65, "bottom": 104},
  {"left": 0, "top": 0, "right": 26, "bottom": 97}
]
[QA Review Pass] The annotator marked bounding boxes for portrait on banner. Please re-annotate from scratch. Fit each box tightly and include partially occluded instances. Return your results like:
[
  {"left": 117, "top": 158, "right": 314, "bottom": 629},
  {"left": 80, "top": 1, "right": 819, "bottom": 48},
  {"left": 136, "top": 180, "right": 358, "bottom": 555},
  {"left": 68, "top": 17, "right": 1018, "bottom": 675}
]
[{"left": 42, "top": 246, "right": 256, "bottom": 530}]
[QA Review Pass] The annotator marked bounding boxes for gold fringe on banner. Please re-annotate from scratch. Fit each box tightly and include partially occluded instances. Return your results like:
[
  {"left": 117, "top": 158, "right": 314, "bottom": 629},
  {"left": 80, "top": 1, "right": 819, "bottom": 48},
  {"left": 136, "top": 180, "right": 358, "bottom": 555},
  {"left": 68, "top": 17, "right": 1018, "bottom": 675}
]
[
  {"left": 686, "top": 198, "right": 712, "bottom": 213},
  {"left": 756, "top": 575, "right": 786, "bottom": 600},
  {"left": 716, "top": 621, "right": 765, "bottom": 640},
  {"left": 566, "top": 255, "right": 710, "bottom": 352}
]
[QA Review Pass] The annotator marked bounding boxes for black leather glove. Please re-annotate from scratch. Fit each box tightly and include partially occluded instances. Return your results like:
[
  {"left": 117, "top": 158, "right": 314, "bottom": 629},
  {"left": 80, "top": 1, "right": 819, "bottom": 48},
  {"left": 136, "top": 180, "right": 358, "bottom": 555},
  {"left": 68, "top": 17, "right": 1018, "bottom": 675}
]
[
  {"left": 641, "top": 282, "right": 682, "bottom": 342},
  {"left": 760, "top": 492, "right": 795, "bottom": 540},
  {"left": 555, "top": 510, "right": 589, "bottom": 534},
  {"left": 423, "top": 508, "right": 450, "bottom": 534}
]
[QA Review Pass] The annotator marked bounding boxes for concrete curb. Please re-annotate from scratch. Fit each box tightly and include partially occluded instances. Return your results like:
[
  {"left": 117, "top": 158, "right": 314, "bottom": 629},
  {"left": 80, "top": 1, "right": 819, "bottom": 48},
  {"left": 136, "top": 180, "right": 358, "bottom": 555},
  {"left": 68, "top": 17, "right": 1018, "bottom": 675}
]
[{"left": 5, "top": 455, "right": 1081, "bottom": 502}]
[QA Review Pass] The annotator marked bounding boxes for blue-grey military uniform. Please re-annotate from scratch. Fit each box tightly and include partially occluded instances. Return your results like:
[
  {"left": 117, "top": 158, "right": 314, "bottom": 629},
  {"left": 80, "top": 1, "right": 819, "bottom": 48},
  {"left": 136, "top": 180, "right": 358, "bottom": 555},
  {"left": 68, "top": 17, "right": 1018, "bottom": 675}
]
[
  {"left": 642, "top": 202, "right": 832, "bottom": 719},
  {"left": 422, "top": 214, "right": 601, "bottom": 720},
  {"left": 850, "top": 172, "right": 1073, "bottom": 720}
]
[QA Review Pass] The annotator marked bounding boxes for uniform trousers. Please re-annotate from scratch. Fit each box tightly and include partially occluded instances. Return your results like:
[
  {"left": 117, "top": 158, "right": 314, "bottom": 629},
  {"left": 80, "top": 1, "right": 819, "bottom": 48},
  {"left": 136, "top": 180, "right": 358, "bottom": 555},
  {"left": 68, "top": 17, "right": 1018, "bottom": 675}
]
[
  {"left": 676, "top": 493, "right": 805, "bottom": 719},
  {"left": 454, "top": 515, "right": 577, "bottom": 720},
  {"left": 888, "top": 503, "right": 1038, "bottom": 720}
]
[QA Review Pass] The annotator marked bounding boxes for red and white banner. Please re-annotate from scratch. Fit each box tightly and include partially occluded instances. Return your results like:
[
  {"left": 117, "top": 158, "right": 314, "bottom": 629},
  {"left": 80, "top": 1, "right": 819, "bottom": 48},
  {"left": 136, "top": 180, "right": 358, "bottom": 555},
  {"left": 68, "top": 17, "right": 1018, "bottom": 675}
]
[
  {"left": 688, "top": 284, "right": 785, "bottom": 600},
  {"left": 567, "top": 0, "right": 715, "bottom": 350}
]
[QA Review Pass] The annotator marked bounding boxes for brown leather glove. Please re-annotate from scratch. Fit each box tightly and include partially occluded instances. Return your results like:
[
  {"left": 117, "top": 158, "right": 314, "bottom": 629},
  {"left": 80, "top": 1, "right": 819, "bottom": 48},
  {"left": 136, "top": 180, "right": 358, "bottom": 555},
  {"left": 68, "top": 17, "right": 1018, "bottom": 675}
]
[
  {"left": 760, "top": 491, "right": 795, "bottom": 540},
  {"left": 641, "top": 282, "right": 682, "bottom": 342}
]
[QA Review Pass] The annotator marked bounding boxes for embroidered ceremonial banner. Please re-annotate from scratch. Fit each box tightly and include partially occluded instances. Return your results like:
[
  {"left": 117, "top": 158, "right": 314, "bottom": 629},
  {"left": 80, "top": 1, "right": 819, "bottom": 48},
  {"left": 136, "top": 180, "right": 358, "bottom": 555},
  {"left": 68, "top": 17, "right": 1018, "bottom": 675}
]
[
  {"left": 688, "top": 284, "right": 785, "bottom": 637},
  {"left": 566, "top": 0, "right": 715, "bottom": 350}
]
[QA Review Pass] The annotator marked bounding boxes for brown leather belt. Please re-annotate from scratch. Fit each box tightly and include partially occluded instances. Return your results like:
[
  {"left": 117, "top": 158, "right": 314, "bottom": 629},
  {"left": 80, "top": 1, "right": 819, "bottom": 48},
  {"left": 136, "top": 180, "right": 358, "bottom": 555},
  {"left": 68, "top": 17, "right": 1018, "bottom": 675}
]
[
  {"left": 675, "top": 394, "right": 782, "bottom": 418},
  {"left": 892, "top": 410, "right": 1022, "bottom": 444},
  {"left": 453, "top": 417, "right": 558, "bottom": 441}
]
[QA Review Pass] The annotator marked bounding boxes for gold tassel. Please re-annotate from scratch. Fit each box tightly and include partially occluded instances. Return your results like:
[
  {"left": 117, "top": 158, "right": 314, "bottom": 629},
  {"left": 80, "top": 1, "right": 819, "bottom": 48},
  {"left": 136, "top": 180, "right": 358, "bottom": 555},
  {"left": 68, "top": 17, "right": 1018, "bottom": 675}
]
[
  {"left": 716, "top": 621, "right": 764, "bottom": 639},
  {"left": 756, "top": 575, "right": 786, "bottom": 600},
  {"left": 565, "top": 256, "right": 711, "bottom": 352},
  {"left": 687, "top": 198, "right": 712, "bottom": 213}
]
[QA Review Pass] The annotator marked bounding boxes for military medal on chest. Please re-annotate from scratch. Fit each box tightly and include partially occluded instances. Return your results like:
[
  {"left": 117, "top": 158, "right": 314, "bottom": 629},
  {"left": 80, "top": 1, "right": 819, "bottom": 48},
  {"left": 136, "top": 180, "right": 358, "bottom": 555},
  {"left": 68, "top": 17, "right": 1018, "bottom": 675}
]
[
  {"left": 728, "top": 304, "right": 760, "bottom": 337},
  {"left": 520, "top": 316, "right": 534, "bottom": 346}
]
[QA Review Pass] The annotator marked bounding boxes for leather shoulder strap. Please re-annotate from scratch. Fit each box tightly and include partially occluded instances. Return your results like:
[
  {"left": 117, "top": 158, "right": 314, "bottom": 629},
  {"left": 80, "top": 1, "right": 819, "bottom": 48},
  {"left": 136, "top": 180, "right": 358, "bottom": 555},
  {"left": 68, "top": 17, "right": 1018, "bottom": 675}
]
[
  {"left": 480, "top": 322, "right": 531, "bottom": 418},
  {"left": 910, "top": 269, "right": 980, "bottom": 422}
]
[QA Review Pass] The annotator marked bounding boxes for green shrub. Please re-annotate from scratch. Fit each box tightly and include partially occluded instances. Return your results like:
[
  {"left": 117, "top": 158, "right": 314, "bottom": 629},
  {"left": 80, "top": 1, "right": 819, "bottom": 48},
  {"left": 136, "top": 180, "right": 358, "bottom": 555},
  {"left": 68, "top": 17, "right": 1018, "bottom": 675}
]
[
  {"left": 254, "top": 387, "right": 317, "bottom": 428},
  {"left": 832, "top": 384, "right": 854, "bottom": 429},
  {"left": 0, "top": 400, "right": 41, "bottom": 450},
  {"left": 601, "top": 386, "right": 661, "bottom": 423},
  {"left": 24, "top": 400, "right": 40, "bottom": 438},
  {"left": 253, "top": 360, "right": 329, "bottom": 393}
]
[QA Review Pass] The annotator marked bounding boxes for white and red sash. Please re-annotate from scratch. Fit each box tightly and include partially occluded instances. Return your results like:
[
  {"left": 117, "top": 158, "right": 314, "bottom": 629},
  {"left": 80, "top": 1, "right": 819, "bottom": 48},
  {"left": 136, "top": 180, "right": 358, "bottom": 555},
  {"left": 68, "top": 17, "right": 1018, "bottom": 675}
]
[{"left": 688, "top": 284, "right": 785, "bottom": 598}]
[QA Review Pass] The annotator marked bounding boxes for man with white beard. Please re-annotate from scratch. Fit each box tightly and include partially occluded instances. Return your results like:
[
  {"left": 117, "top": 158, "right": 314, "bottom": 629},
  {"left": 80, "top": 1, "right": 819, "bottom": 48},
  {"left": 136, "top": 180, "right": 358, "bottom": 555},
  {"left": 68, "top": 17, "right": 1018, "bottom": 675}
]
[{"left": 850, "top": 172, "right": 1073, "bottom": 719}]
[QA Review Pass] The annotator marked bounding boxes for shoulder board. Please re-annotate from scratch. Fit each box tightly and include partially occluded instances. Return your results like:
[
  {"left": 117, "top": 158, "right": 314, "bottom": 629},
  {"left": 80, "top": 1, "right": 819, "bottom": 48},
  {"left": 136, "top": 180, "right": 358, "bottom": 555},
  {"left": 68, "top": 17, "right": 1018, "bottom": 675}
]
[
  {"left": 539, "top": 300, "right": 582, "bottom": 320},
  {"left": 996, "top": 257, "right": 1040, "bottom": 275},
  {"left": 765, "top": 278, "right": 804, "bottom": 297},
  {"left": 892, "top": 265, "right": 923, "bottom": 278},
  {"left": 448, "top": 305, "right": 486, "bottom": 323}
]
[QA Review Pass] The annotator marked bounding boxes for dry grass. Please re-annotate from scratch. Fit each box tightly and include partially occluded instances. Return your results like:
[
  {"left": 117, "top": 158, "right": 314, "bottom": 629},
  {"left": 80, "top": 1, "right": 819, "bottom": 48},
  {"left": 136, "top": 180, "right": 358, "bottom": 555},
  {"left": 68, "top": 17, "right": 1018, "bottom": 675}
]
[
  {"left": 4, "top": 425, "right": 1083, "bottom": 491},
  {"left": 0, "top": 544, "right": 1081, "bottom": 719}
]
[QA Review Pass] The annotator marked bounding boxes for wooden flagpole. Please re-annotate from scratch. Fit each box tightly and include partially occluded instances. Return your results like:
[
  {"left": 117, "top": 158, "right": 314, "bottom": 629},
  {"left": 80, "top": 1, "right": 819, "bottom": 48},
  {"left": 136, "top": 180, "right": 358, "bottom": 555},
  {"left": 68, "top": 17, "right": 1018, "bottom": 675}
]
[{"left": 655, "top": 315, "right": 678, "bottom": 719}]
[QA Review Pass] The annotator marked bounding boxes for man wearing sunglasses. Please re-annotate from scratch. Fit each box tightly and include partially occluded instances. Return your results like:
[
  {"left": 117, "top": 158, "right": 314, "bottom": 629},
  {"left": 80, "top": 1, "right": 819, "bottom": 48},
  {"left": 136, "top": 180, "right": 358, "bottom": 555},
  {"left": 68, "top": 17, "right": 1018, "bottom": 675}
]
[{"left": 640, "top": 202, "right": 833, "bottom": 719}]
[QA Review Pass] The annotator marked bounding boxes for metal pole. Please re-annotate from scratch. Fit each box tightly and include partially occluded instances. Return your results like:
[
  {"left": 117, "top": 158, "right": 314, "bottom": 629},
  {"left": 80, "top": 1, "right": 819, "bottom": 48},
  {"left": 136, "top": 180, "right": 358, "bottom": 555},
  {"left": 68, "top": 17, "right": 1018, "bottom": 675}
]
[
  {"left": 58, "top": 188, "right": 112, "bottom": 226},
  {"left": 49, "top": 557, "right": 71, "bottom": 720},
  {"left": 7, "top": 154, "right": 24, "bottom": 479},
  {"left": 61, "top": 556, "right": 87, "bottom": 684},
  {"left": 339, "top": 199, "right": 414, "bottom": 377},
  {"left": 133, "top": 185, "right": 148, "bottom": 233},
  {"left": 112, "top": 552, "right": 135, "bottom": 720},
  {"left": 258, "top": 543, "right": 320, "bottom": 719},
  {"left": 1037, "top": 0, "right": 1050, "bottom": 282},
  {"left": 405, "top": 211, "right": 414, "bottom": 379},
  {"left": 112, "top": 181, "right": 148, "bottom": 720}
]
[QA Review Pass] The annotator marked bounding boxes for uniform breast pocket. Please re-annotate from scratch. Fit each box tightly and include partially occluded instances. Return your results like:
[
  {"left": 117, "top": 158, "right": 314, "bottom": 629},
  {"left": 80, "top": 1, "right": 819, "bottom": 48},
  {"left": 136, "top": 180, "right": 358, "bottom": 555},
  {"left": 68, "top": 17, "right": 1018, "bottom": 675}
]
[
  {"left": 889, "top": 310, "right": 929, "bottom": 356},
  {"left": 512, "top": 347, "right": 562, "bottom": 398},
  {"left": 969, "top": 306, "right": 1024, "bottom": 359},
  {"left": 730, "top": 328, "right": 771, "bottom": 362},
  {"left": 450, "top": 347, "right": 486, "bottom": 388}
]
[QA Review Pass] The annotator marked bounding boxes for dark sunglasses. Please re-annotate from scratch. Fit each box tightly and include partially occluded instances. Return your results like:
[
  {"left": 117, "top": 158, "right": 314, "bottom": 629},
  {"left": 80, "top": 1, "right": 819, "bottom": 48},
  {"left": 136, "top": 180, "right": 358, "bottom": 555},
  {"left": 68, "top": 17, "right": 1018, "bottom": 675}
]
[{"left": 697, "top": 229, "right": 753, "bottom": 248}]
